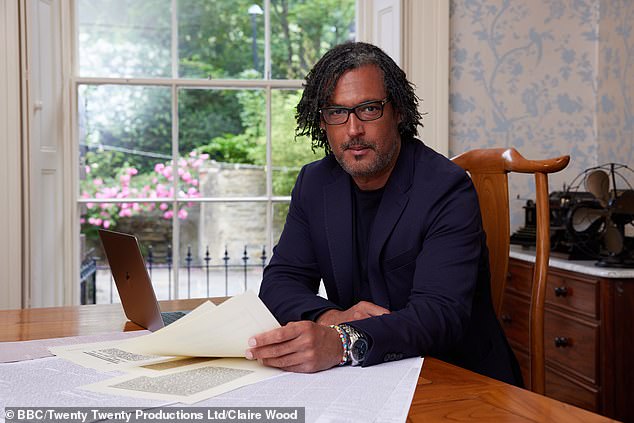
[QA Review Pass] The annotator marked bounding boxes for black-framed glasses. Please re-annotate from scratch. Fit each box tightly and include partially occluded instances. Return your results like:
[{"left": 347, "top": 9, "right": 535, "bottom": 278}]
[{"left": 319, "top": 98, "right": 390, "bottom": 125}]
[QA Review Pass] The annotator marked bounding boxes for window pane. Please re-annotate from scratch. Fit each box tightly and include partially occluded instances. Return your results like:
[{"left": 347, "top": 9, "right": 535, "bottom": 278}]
[
  {"left": 80, "top": 202, "right": 174, "bottom": 304},
  {"left": 77, "top": 0, "right": 171, "bottom": 78},
  {"left": 271, "top": 89, "right": 318, "bottom": 195},
  {"left": 179, "top": 88, "right": 266, "bottom": 197},
  {"left": 270, "top": 0, "right": 355, "bottom": 79},
  {"left": 79, "top": 84, "right": 172, "bottom": 185},
  {"left": 178, "top": 0, "right": 264, "bottom": 79},
  {"left": 177, "top": 202, "right": 268, "bottom": 297}
]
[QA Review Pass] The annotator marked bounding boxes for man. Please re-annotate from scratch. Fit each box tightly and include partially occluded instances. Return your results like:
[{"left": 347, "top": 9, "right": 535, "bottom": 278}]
[{"left": 245, "top": 42, "right": 522, "bottom": 386}]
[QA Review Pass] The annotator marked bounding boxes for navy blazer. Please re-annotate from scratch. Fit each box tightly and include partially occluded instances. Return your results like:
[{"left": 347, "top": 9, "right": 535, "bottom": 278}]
[{"left": 260, "top": 139, "right": 522, "bottom": 385}]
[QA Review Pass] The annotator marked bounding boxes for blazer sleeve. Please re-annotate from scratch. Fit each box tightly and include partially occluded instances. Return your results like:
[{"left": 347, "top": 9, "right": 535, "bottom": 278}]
[
  {"left": 259, "top": 166, "right": 342, "bottom": 323},
  {"left": 349, "top": 171, "right": 486, "bottom": 366}
]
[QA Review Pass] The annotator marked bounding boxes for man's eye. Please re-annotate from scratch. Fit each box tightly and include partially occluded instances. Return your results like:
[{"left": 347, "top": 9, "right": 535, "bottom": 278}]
[
  {"left": 359, "top": 104, "right": 379, "bottom": 113},
  {"left": 328, "top": 109, "right": 346, "bottom": 116}
]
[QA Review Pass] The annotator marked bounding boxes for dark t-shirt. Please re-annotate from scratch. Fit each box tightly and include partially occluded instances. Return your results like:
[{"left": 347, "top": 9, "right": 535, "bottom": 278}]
[{"left": 351, "top": 182, "right": 385, "bottom": 303}]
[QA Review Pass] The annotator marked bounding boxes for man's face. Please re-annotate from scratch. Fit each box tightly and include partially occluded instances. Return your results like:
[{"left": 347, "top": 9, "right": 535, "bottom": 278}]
[{"left": 321, "top": 64, "right": 401, "bottom": 190}]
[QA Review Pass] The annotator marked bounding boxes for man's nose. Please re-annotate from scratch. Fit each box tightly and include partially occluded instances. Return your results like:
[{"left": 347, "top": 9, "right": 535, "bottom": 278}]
[{"left": 346, "top": 113, "right": 365, "bottom": 137}]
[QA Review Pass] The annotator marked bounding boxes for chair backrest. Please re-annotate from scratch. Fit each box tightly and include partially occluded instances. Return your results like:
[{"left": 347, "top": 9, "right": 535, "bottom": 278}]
[{"left": 451, "top": 148, "right": 569, "bottom": 394}]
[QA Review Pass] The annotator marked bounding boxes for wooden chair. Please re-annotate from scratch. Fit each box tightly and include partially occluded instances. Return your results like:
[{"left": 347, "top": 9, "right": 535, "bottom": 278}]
[{"left": 451, "top": 148, "right": 569, "bottom": 394}]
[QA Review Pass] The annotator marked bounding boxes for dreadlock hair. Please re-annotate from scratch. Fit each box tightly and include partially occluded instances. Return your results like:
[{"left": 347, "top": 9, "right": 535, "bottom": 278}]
[{"left": 295, "top": 41, "right": 422, "bottom": 156}]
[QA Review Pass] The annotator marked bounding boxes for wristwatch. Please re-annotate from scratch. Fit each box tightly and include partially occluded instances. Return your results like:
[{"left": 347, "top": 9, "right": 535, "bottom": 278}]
[{"left": 341, "top": 324, "right": 368, "bottom": 366}]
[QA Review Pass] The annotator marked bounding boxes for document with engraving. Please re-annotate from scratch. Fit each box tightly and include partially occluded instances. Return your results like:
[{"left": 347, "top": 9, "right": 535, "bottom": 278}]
[{"left": 82, "top": 358, "right": 284, "bottom": 404}]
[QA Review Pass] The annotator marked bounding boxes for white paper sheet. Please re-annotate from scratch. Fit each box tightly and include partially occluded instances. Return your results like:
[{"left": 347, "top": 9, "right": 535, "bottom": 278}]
[
  {"left": 0, "top": 356, "right": 170, "bottom": 410},
  {"left": 116, "top": 290, "right": 280, "bottom": 357},
  {"left": 190, "top": 357, "right": 424, "bottom": 423}
]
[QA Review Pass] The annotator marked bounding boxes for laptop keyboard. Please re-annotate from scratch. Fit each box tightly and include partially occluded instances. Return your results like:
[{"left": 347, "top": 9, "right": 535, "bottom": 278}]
[{"left": 161, "top": 311, "right": 187, "bottom": 325}]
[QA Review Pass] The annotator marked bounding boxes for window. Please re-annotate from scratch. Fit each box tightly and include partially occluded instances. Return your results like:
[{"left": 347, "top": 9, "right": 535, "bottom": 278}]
[{"left": 75, "top": 0, "right": 355, "bottom": 303}]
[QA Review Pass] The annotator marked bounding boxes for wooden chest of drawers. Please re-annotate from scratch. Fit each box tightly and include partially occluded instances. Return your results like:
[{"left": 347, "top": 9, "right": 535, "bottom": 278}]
[{"left": 502, "top": 256, "right": 634, "bottom": 422}]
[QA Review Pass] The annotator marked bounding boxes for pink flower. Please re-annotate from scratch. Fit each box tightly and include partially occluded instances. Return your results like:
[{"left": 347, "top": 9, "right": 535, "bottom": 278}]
[
  {"left": 120, "top": 174, "right": 131, "bottom": 184},
  {"left": 103, "top": 220, "right": 111, "bottom": 228},
  {"left": 86, "top": 202, "right": 94, "bottom": 209},
  {"left": 127, "top": 167, "right": 138, "bottom": 176},
  {"left": 163, "top": 210, "right": 173, "bottom": 219},
  {"left": 154, "top": 163, "right": 165, "bottom": 173},
  {"left": 178, "top": 209, "right": 188, "bottom": 219},
  {"left": 159, "top": 203, "right": 168, "bottom": 211},
  {"left": 187, "top": 187, "right": 198, "bottom": 196},
  {"left": 93, "top": 178, "right": 103, "bottom": 186},
  {"left": 85, "top": 165, "right": 91, "bottom": 174}
]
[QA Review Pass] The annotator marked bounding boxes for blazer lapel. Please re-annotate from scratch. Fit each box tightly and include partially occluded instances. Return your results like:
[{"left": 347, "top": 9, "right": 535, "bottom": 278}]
[
  {"left": 367, "top": 142, "right": 415, "bottom": 308},
  {"left": 323, "top": 167, "right": 355, "bottom": 309}
]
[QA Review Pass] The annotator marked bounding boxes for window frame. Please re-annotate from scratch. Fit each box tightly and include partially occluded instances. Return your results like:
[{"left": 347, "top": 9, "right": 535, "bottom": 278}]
[{"left": 72, "top": 0, "right": 335, "bottom": 300}]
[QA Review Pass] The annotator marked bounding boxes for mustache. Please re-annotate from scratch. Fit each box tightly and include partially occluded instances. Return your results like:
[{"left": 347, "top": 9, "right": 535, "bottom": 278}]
[{"left": 341, "top": 140, "right": 375, "bottom": 150}]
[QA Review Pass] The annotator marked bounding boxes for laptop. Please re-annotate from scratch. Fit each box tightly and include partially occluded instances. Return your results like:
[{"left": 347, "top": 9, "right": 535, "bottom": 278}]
[{"left": 98, "top": 229, "right": 187, "bottom": 332}]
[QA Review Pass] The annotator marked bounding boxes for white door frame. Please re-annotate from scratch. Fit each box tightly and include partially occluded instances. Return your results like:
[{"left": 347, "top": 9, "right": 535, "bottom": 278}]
[{"left": 357, "top": 0, "right": 449, "bottom": 155}]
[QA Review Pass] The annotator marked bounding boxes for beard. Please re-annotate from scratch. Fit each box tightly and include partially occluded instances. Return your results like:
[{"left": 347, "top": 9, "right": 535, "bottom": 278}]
[{"left": 334, "top": 138, "right": 400, "bottom": 178}]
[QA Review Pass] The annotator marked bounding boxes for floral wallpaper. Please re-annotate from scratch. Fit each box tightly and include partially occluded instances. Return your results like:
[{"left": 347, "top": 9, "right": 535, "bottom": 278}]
[{"left": 449, "top": 0, "right": 634, "bottom": 229}]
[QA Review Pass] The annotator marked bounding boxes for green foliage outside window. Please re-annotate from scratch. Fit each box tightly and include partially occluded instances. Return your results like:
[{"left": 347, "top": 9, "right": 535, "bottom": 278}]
[{"left": 78, "top": 0, "right": 354, "bottom": 235}]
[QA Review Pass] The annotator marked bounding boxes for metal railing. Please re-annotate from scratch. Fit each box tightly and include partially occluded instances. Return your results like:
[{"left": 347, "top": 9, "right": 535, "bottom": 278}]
[{"left": 82, "top": 244, "right": 268, "bottom": 304}]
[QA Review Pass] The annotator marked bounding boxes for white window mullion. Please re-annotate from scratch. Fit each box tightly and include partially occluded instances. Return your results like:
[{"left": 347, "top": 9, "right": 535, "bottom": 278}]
[
  {"left": 264, "top": 0, "right": 271, "bottom": 80},
  {"left": 171, "top": 83, "right": 180, "bottom": 299},
  {"left": 170, "top": 0, "right": 180, "bottom": 299}
]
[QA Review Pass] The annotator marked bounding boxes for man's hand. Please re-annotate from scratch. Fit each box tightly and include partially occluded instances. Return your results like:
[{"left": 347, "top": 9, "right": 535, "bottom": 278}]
[
  {"left": 245, "top": 321, "right": 343, "bottom": 373},
  {"left": 316, "top": 301, "right": 390, "bottom": 326}
]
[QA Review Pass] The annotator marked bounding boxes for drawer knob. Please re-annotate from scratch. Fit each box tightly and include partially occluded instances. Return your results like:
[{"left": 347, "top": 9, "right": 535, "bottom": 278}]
[
  {"left": 554, "top": 336, "right": 570, "bottom": 348},
  {"left": 500, "top": 314, "right": 512, "bottom": 324},
  {"left": 554, "top": 286, "right": 568, "bottom": 297}
]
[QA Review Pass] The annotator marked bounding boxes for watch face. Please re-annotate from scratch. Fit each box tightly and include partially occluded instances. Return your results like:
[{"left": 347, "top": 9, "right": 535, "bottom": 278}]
[{"left": 351, "top": 338, "right": 368, "bottom": 361}]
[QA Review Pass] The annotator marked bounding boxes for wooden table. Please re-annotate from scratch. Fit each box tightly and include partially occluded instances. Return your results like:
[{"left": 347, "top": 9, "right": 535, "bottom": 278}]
[{"left": 0, "top": 300, "right": 616, "bottom": 422}]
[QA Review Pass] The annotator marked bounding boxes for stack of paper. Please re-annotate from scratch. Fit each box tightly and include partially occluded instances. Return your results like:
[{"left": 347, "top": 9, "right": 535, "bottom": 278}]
[{"left": 49, "top": 291, "right": 284, "bottom": 403}]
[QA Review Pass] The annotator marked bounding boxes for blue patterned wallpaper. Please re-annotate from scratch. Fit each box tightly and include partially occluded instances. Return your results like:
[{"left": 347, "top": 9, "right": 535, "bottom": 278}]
[{"left": 449, "top": 0, "right": 634, "bottom": 229}]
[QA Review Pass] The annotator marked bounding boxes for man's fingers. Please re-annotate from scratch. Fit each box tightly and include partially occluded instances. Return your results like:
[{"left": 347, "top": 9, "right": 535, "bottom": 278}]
[
  {"left": 247, "top": 339, "right": 296, "bottom": 360},
  {"left": 248, "top": 322, "right": 303, "bottom": 348}
]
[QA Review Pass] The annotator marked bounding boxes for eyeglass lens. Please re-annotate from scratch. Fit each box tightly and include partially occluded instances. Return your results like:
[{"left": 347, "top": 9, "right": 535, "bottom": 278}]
[{"left": 322, "top": 100, "right": 385, "bottom": 125}]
